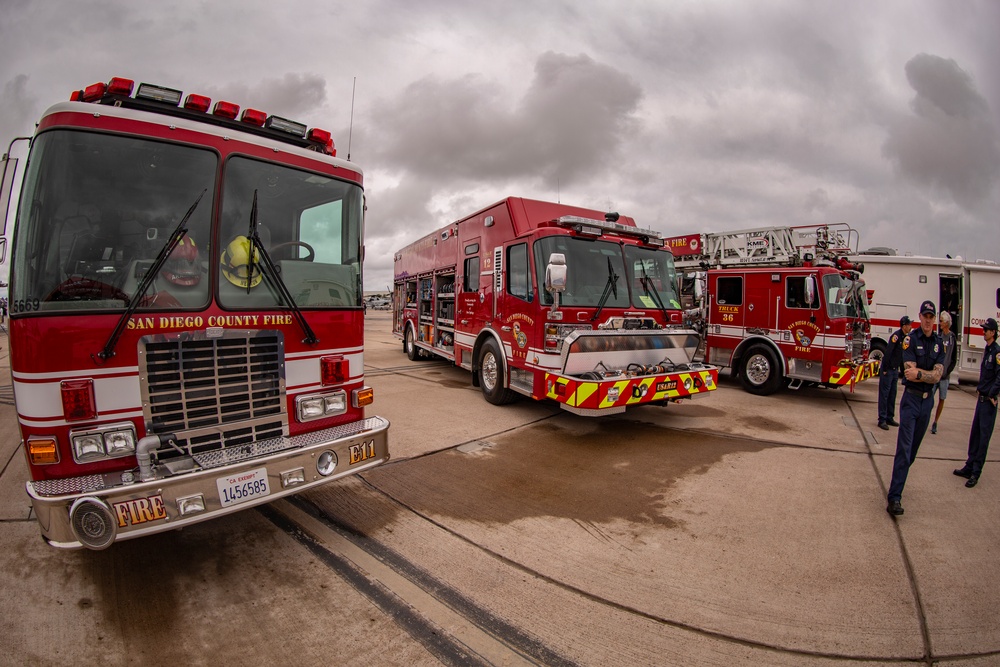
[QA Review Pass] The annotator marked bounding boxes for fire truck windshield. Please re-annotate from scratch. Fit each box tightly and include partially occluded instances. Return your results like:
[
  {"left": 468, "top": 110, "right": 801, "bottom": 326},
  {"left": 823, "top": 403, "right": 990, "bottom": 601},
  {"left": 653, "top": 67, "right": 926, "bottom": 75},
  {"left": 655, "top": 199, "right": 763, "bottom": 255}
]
[
  {"left": 533, "top": 236, "right": 680, "bottom": 310},
  {"left": 11, "top": 130, "right": 216, "bottom": 311},
  {"left": 217, "top": 157, "right": 363, "bottom": 309},
  {"left": 10, "top": 130, "right": 364, "bottom": 313},
  {"left": 623, "top": 245, "right": 681, "bottom": 310},
  {"left": 823, "top": 273, "right": 868, "bottom": 320}
]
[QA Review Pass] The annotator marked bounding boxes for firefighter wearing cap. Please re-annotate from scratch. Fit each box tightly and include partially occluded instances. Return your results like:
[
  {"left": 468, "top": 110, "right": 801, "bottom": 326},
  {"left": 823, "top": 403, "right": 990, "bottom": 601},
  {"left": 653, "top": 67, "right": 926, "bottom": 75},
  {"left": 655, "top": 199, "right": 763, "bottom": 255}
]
[
  {"left": 221, "top": 235, "right": 262, "bottom": 289},
  {"left": 878, "top": 315, "right": 912, "bottom": 430},
  {"left": 954, "top": 317, "right": 1000, "bottom": 488},
  {"left": 886, "top": 300, "right": 945, "bottom": 516}
]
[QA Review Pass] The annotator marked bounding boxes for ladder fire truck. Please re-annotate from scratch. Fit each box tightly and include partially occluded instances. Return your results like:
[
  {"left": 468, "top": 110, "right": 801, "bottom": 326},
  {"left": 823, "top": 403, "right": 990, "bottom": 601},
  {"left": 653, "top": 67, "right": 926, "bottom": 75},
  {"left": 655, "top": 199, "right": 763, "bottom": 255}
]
[
  {"left": 392, "top": 197, "right": 719, "bottom": 415},
  {"left": 667, "top": 224, "right": 879, "bottom": 395},
  {"left": 0, "top": 76, "right": 389, "bottom": 549}
]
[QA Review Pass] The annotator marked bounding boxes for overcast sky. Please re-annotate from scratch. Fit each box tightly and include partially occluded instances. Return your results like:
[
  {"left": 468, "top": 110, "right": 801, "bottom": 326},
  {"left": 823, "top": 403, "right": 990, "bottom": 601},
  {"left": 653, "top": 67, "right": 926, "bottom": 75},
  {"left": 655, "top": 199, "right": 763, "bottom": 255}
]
[{"left": 2, "top": 0, "right": 998, "bottom": 292}]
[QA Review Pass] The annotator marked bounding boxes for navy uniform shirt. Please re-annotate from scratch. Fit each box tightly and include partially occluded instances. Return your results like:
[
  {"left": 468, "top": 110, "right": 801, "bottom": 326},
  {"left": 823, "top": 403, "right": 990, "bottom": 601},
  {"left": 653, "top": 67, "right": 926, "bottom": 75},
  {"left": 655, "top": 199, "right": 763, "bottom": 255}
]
[
  {"left": 976, "top": 340, "right": 1000, "bottom": 399},
  {"left": 883, "top": 327, "right": 906, "bottom": 373},
  {"left": 901, "top": 327, "right": 945, "bottom": 392}
]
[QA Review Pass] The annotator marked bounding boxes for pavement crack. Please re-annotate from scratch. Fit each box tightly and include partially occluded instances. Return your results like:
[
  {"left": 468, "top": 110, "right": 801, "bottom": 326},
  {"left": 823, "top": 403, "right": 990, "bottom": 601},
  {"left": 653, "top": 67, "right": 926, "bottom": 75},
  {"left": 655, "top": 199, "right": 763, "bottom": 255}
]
[{"left": 843, "top": 390, "right": 934, "bottom": 665}]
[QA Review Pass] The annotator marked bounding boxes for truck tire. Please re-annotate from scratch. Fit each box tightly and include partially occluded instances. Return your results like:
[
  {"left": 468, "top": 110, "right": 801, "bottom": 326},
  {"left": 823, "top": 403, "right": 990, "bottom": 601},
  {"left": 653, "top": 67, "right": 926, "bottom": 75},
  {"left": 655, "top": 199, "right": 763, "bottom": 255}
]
[
  {"left": 478, "top": 339, "right": 517, "bottom": 405},
  {"left": 405, "top": 324, "right": 421, "bottom": 361},
  {"left": 739, "top": 344, "right": 782, "bottom": 395},
  {"left": 869, "top": 339, "right": 887, "bottom": 366}
]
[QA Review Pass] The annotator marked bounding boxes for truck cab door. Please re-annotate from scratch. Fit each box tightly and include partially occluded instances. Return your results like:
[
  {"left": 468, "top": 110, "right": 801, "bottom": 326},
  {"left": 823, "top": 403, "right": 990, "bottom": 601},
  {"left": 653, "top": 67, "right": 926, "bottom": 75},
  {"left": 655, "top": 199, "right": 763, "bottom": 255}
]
[
  {"left": 746, "top": 286, "right": 772, "bottom": 332},
  {"left": 711, "top": 274, "right": 745, "bottom": 329},
  {"left": 497, "top": 241, "right": 533, "bottom": 360}
]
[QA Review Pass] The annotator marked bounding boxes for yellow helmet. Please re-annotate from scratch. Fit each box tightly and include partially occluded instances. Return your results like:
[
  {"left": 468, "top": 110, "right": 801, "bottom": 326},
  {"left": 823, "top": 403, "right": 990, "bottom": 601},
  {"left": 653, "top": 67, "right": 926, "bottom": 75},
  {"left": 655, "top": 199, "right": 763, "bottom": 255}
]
[{"left": 220, "top": 235, "right": 262, "bottom": 288}]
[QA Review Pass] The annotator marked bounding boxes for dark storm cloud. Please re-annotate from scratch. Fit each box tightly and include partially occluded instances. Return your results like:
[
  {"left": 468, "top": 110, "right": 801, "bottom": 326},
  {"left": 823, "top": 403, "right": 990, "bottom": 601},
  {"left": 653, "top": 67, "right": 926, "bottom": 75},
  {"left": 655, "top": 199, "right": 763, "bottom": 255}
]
[
  {"left": 0, "top": 75, "right": 37, "bottom": 139},
  {"left": 367, "top": 52, "right": 642, "bottom": 187},
  {"left": 883, "top": 53, "right": 999, "bottom": 210}
]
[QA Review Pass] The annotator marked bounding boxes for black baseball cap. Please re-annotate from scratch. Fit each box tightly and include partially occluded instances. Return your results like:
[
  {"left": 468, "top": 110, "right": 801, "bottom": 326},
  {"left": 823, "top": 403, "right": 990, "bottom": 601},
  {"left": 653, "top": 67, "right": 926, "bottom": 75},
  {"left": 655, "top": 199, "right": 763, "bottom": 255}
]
[
  {"left": 899, "top": 316, "right": 911, "bottom": 327},
  {"left": 984, "top": 317, "right": 998, "bottom": 332},
  {"left": 919, "top": 300, "right": 936, "bottom": 315}
]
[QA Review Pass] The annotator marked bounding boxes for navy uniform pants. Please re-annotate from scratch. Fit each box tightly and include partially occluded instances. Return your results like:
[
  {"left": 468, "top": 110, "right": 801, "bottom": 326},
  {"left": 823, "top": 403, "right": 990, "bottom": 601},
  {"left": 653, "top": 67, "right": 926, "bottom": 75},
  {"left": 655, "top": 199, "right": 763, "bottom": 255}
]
[
  {"left": 887, "top": 389, "right": 934, "bottom": 502},
  {"left": 878, "top": 370, "right": 899, "bottom": 423},
  {"left": 965, "top": 396, "right": 997, "bottom": 477}
]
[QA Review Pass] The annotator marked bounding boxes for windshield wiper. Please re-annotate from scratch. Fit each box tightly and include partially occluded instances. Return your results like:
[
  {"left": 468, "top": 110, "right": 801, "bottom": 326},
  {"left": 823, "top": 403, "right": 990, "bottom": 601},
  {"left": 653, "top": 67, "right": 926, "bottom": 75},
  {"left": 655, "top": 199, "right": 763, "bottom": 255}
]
[
  {"left": 590, "top": 257, "right": 619, "bottom": 322},
  {"left": 639, "top": 261, "right": 670, "bottom": 323},
  {"left": 247, "top": 190, "right": 318, "bottom": 345},
  {"left": 95, "top": 189, "right": 206, "bottom": 361}
]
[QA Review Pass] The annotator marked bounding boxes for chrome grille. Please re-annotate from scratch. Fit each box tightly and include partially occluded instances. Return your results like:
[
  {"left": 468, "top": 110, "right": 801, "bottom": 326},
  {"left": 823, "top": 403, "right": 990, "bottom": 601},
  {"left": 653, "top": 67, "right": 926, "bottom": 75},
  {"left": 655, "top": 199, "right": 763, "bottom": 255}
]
[{"left": 139, "top": 330, "right": 288, "bottom": 462}]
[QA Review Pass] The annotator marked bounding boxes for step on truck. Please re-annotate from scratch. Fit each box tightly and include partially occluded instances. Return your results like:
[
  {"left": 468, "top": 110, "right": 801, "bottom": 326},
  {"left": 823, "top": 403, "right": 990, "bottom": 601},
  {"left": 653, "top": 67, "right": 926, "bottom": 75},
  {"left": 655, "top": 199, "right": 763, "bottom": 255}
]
[
  {"left": 667, "top": 224, "right": 879, "bottom": 395},
  {"left": 0, "top": 76, "right": 389, "bottom": 549},
  {"left": 392, "top": 197, "right": 719, "bottom": 415}
]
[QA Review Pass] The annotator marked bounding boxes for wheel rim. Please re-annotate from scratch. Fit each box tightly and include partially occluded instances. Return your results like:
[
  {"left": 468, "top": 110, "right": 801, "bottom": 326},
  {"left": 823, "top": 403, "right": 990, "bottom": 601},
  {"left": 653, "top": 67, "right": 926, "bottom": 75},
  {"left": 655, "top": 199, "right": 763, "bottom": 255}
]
[
  {"left": 745, "top": 353, "right": 772, "bottom": 386},
  {"left": 870, "top": 349, "right": 884, "bottom": 363},
  {"left": 406, "top": 328, "right": 413, "bottom": 353},
  {"left": 482, "top": 351, "right": 499, "bottom": 391}
]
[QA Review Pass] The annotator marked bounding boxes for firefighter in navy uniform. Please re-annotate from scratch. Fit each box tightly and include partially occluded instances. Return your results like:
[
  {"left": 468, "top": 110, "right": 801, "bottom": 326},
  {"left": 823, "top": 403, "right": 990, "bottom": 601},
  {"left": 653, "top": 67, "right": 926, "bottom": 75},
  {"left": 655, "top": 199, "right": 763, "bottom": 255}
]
[
  {"left": 878, "top": 316, "right": 912, "bottom": 430},
  {"left": 954, "top": 317, "right": 1000, "bottom": 488},
  {"left": 886, "top": 301, "right": 945, "bottom": 516}
]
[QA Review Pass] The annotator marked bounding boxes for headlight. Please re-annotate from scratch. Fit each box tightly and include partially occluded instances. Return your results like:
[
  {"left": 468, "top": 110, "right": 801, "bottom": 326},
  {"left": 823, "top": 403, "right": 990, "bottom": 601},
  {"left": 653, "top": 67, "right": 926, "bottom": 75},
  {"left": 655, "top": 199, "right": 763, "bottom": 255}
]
[
  {"left": 72, "top": 434, "right": 105, "bottom": 462},
  {"left": 296, "top": 390, "right": 348, "bottom": 422},
  {"left": 70, "top": 423, "right": 137, "bottom": 464}
]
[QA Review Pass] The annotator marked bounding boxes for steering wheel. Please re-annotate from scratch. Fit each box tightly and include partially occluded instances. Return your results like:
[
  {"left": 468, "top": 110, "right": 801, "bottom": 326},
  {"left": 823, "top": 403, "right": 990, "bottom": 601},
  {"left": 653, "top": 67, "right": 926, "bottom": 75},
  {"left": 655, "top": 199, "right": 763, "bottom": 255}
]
[
  {"left": 270, "top": 241, "right": 315, "bottom": 262},
  {"left": 45, "top": 277, "right": 130, "bottom": 303}
]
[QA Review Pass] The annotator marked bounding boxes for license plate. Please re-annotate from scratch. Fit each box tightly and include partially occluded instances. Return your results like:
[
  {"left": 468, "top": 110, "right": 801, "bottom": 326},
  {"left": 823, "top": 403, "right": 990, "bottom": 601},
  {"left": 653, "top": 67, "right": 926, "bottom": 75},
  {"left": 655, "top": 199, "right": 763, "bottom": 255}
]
[
  {"left": 349, "top": 439, "right": 377, "bottom": 465},
  {"left": 656, "top": 380, "right": 677, "bottom": 392},
  {"left": 217, "top": 467, "right": 270, "bottom": 507}
]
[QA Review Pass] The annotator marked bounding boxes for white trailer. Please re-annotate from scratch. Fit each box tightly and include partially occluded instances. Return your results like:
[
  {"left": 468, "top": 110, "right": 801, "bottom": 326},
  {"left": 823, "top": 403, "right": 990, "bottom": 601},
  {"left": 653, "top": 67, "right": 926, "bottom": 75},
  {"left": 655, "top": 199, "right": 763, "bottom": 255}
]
[{"left": 854, "top": 253, "right": 1000, "bottom": 381}]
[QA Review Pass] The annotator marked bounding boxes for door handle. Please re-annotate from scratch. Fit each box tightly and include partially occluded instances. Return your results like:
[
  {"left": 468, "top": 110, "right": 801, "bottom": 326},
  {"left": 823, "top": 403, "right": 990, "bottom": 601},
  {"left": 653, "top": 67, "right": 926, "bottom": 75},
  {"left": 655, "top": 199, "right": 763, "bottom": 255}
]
[{"left": 501, "top": 326, "right": 512, "bottom": 332}]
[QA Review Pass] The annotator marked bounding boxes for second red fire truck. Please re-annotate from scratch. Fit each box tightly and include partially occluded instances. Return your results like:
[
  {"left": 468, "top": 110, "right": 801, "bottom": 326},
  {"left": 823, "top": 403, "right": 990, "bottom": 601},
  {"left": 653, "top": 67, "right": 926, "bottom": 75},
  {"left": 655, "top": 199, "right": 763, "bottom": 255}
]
[
  {"left": 1, "top": 76, "right": 389, "bottom": 549},
  {"left": 393, "top": 197, "right": 719, "bottom": 415},
  {"left": 668, "top": 224, "right": 880, "bottom": 395}
]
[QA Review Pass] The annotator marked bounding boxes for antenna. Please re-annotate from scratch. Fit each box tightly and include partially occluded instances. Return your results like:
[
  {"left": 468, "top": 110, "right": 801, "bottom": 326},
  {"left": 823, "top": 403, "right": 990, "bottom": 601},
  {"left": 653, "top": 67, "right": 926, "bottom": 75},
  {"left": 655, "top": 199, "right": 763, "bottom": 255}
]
[{"left": 347, "top": 77, "right": 356, "bottom": 161}]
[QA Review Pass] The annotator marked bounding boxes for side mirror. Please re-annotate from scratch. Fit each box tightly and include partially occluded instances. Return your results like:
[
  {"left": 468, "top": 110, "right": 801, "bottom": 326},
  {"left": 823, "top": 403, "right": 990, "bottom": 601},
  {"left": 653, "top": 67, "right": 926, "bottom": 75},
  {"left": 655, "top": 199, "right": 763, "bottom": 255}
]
[
  {"left": 545, "top": 253, "right": 567, "bottom": 293},
  {"left": 804, "top": 275, "right": 816, "bottom": 308}
]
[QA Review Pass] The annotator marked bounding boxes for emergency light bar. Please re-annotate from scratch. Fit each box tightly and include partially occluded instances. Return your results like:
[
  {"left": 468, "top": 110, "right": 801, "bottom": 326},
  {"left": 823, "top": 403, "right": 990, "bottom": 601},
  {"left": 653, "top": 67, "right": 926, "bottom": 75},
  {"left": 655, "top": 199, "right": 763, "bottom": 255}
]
[
  {"left": 135, "top": 82, "right": 183, "bottom": 105},
  {"left": 71, "top": 76, "right": 337, "bottom": 156},
  {"left": 555, "top": 215, "right": 666, "bottom": 246}
]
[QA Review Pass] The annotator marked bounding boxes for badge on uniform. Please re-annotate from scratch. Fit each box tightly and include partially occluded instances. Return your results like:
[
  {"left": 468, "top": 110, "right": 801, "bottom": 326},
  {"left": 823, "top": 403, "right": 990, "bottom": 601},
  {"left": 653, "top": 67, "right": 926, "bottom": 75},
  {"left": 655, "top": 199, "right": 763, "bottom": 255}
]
[
  {"left": 934, "top": 344, "right": 939, "bottom": 353},
  {"left": 996, "top": 352, "right": 1000, "bottom": 364},
  {"left": 891, "top": 334, "right": 898, "bottom": 343},
  {"left": 902, "top": 337, "right": 910, "bottom": 350}
]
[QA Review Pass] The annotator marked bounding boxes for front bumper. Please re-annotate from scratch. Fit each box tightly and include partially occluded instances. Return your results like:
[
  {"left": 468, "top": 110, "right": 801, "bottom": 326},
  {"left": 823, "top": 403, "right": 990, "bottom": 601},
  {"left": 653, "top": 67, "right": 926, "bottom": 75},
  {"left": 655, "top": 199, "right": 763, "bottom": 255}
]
[
  {"left": 28, "top": 416, "right": 390, "bottom": 549},
  {"left": 828, "top": 359, "right": 881, "bottom": 391},
  {"left": 544, "top": 365, "right": 719, "bottom": 416}
]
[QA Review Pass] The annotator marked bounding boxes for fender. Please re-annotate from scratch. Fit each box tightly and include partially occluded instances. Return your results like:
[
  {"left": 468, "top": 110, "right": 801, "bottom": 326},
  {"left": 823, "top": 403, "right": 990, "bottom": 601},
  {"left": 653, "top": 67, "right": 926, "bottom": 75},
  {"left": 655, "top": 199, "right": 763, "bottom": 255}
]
[
  {"left": 471, "top": 327, "right": 507, "bottom": 389},
  {"left": 733, "top": 335, "right": 787, "bottom": 375}
]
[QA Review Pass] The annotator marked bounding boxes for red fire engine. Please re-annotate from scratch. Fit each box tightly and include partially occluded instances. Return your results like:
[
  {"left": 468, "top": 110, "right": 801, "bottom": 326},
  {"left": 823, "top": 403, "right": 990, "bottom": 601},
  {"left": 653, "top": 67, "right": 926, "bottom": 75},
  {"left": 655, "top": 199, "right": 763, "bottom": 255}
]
[
  {"left": 0, "top": 76, "right": 389, "bottom": 549},
  {"left": 392, "top": 197, "right": 719, "bottom": 415},
  {"left": 667, "top": 224, "right": 879, "bottom": 395}
]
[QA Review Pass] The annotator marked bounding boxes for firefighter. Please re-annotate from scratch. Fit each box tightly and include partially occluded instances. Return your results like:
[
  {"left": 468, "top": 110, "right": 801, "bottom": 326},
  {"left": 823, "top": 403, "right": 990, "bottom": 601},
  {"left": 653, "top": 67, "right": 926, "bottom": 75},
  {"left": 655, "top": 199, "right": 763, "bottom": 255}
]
[
  {"left": 886, "top": 301, "right": 945, "bottom": 516},
  {"left": 931, "top": 310, "right": 956, "bottom": 434},
  {"left": 953, "top": 317, "right": 1000, "bottom": 488},
  {"left": 878, "top": 316, "right": 912, "bottom": 430}
]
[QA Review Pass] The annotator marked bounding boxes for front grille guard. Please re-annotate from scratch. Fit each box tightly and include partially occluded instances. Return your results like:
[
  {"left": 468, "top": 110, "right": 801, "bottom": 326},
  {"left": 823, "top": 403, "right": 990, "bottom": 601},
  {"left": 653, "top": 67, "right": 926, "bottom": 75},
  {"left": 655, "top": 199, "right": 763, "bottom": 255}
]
[{"left": 138, "top": 329, "right": 289, "bottom": 475}]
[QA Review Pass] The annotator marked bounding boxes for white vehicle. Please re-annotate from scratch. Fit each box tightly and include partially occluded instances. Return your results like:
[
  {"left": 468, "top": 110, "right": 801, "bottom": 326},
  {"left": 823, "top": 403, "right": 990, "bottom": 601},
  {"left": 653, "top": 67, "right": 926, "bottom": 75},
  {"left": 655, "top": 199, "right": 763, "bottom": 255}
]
[{"left": 853, "top": 251, "right": 1000, "bottom": 381}]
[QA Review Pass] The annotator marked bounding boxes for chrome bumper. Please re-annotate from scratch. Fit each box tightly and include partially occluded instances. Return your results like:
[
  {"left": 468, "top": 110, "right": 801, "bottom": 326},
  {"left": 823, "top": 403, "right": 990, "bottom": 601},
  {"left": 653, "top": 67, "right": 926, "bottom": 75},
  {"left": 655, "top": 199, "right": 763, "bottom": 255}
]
[{"left": 28, "top": 416, "right": 390, "bottom": 549}]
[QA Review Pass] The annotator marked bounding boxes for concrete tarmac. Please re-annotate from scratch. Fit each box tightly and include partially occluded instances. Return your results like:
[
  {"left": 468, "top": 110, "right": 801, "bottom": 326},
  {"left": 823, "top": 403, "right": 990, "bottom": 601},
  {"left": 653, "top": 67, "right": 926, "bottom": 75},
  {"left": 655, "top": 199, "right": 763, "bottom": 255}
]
[{"left": 1, "top": 314, "right": 998, "bottom": 665}]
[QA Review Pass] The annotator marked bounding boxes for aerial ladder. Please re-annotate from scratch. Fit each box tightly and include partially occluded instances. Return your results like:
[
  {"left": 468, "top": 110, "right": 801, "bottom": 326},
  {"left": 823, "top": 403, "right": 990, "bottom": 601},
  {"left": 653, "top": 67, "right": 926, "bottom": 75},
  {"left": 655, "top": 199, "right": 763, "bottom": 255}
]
[{"left": 670, "top": 223, "right": 860, "bottom": 270}]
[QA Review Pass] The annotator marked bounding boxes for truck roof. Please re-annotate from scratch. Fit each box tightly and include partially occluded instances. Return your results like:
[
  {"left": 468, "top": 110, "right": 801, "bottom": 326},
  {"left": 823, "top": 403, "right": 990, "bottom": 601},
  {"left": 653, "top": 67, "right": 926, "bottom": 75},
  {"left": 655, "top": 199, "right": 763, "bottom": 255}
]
[{"left": 38, "top": 101, "right": 360, "bottom": 178}]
